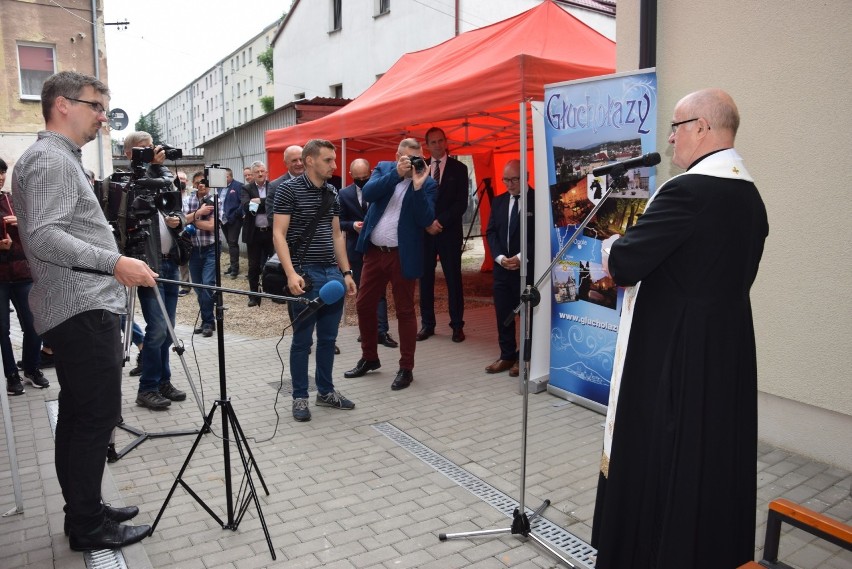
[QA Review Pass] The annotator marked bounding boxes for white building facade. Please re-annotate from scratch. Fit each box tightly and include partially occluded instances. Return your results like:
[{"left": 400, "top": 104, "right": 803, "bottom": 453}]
[
  {"left": 272, "top": 0, "right": 615, "bottom": 106},
  {"left": 151, "top": 20, "right": 279, "bottom": 154}
]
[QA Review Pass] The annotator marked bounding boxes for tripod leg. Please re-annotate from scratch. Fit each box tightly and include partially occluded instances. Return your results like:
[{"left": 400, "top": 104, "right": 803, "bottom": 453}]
[
  {"left": 150, "top": 404, "right": 223, "bottom": 533},
  {"left": 227, "top": 403, "right": 270, "bottom": 495},
  {"left": 223, "top": 402, "right": 276, "bottom": 560}
]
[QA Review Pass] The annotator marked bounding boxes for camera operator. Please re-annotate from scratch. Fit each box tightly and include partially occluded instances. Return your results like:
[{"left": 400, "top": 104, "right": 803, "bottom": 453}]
[{"left": 122, "top": 131, "right": 188, "bottom": 410}]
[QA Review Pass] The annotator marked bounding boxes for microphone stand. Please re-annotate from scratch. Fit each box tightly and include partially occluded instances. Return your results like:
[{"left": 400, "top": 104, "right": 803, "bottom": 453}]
[
  {"left": 440, "top": 150, "right": 633, "bottom": 567},
  {"left": 148, "top": 191, "right": 308, "bottom": 560},
  {"left": 461, "top": 177, "right": 493, "bottom": 254}
]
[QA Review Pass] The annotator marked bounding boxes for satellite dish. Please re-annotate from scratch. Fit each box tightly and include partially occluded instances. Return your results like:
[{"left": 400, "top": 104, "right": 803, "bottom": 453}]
[{"left": 108, "top": 108, "right": 129, "bottom": 131}]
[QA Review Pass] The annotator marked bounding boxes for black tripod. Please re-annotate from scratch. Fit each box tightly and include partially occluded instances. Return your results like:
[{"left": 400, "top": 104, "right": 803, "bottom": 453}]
[
  {"left": 148, "top": 190, "right": 309, "bottom": 560},
  {"left": 107, "top": 282, "right": 206, "bottom": 462},
  {"left": 461, "top": 177, "right": 494, "bottom": 254}
]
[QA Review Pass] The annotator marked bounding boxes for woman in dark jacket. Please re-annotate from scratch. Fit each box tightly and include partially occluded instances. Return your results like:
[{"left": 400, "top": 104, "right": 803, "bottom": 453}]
[{"left": 0, "top": 158, "right": 48, "bottom": 395}]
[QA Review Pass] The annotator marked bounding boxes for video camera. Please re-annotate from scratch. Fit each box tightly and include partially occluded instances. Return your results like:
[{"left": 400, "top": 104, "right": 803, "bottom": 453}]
[{"left": 103, "top": 144, "right": 185, "bottom": 261}]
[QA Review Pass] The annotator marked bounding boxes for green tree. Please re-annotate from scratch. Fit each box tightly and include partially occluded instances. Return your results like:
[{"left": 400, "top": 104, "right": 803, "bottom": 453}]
[
  {"left": 133, "top": 113, "right": 163, "bottom": 144},
  {"left": 260, "top": 96, "right": 274, "bottom": 114},
  {"left": 258, "top": 47, "right": 274, "bottom": 82}
]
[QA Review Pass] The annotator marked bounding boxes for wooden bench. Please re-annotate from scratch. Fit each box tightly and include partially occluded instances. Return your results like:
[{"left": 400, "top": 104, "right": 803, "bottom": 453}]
[{"left": 739, "top": 498, "right": 852, "bottom": 568}]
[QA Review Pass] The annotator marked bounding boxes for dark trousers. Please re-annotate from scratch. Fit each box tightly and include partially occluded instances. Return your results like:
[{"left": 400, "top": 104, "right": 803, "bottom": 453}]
[
  {"left": 0, "top": 281, "right": 42, "bottom": 376},
  {"left": 222, "top": 221, "right": 242, "bottom": 274},
  {"left": 420, "top": 231, "right": 465, "bottom": 330},
  {"left": 357, "top": 247, "right": 417, "bottom": 370},
  {"left": 493, "top": 266, "right": 523, "bottom": 361},
  {"left": 42, "top": 309, "right": 122, "bottom": 534},
  {"left": 246, "top": 229, "right": 274, "bottom": 292}
]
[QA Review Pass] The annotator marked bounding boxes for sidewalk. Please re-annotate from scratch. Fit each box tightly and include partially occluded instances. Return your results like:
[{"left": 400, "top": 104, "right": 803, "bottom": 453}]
[{"left": 1, "top": 306, "right": 850, "bottom": 568}]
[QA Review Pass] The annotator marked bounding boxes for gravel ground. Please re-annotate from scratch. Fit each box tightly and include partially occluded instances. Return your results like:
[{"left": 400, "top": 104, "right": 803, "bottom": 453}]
[{"left": 173, "top": 243, "right": 494, "bottom": 339}]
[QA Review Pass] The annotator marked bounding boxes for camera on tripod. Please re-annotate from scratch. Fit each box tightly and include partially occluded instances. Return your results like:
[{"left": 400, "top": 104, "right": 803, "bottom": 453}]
[{"left": 103, "top": 144, "right": 186, "bottom": 261}]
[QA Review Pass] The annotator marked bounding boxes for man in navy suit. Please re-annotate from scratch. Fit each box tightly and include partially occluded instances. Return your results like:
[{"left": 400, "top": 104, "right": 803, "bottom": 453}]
[
  {"left": 241, "top": 161, "right": 274, "bottom": 306},
  {"left": 219, "top": 168, "right": 244, "bottom": 279},
  {"left": 485, "top": 160, "right": 534, "bottom": 378},
  {"left": 344, "top": 138, "right": 436, "bottom": 390},
  {"left": 339, "top": 158, "right": 397, "bottom": 348},
  {"left": 417, "top": 127, "right": 469, "bottom": 343}
]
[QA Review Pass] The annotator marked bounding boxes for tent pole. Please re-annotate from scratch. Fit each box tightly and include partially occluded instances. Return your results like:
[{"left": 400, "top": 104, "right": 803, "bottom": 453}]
[
  {"left": 439, "top": 101, "right": 579, "bottom": 569},
  {"left": 341, "top": 138, "right": 347, "bottom": 188}
]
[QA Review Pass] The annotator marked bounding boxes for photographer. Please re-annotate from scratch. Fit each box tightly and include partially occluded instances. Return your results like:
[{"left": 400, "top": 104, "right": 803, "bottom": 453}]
[
  {"left": 122, "top": 131, "right": 188, "bottom": 410},
  {"left": 184, "top": 171, "right": 217, "bottom": 336}
]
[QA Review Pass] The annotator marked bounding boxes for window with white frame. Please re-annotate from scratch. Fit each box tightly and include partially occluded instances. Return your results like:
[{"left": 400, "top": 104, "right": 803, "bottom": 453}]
[
  {"left": 331, "top": 0, "right": 342, "bottom": 31},
  {"left": 17, "top": 43, "right": 56, "bottom": 99},
  {"left": 376, "top": 0, "right": 390, "bottom": 16}
]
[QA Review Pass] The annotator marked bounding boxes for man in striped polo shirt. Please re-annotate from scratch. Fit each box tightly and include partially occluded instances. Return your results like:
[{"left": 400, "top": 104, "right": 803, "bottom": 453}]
[{"left": 272, "top": 139, "right": 357, "bottom": 422}]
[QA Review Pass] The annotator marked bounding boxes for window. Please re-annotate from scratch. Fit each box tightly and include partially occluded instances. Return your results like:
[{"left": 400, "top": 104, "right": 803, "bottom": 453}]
[
  {"left": 258, "top": 86, "right": 263, "bottom": 97},
  {"left": 238, "top": 109, "right": 242, "bottom": 123},
  {"left": 331, "top": 0, "right": 342, "bottom": 31},
  {"left": 18, "top": 43, "right": 56, "bottom": 99},
  {"left": 249, "top": 47, "right": 252, "bottom": 62},
  {"left": 376, "top": 0, "right": 390, "bottom": 16},
  {"left": 294, "top": 92, "right": 305, "bottom": 100},
  {"left": 224, "top": 76, "right": 228, "bottom": 85},
  {"left": 331, "top": 84, "right": 343, "bottom": 98}
]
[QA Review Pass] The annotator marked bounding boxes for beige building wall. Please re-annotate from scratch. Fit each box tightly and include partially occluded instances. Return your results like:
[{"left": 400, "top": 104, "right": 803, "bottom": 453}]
[
  {"left": 0, "top": 0, "right": 111, "bottom": 178},
  {"left": 617, "top": 1, "right": 852, "bottom": 469}
]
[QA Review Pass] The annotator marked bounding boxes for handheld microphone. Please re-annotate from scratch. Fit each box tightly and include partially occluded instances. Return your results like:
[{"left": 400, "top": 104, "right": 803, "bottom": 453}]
[
  {"left": 178, "top": 224, "right": 196, "bottom": 239},
  {"left": 592, "top": 152, "right": 661, "bottom": 177},
  {"left": 292, "top": 279, "right": 346, "bottom": 326}
]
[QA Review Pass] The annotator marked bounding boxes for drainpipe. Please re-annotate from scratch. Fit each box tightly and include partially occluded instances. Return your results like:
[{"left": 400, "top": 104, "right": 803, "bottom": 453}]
[
  {"left": 639, "top": 0, "right": 657, "bottom": 68},
  {"left": 91, "top": 0, "right": 105, "bottom": 177},
  {"left": 455, "top": 0, "right": 460, "bottom": 36}
]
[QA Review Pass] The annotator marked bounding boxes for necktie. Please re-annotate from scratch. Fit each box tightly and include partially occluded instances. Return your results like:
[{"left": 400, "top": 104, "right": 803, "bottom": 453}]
[
  {"left": 433, "top": 159, "right": 441, "bottom": 185},
  {"left": 508, "top": 195, "right": 520, "bottom": 253}
]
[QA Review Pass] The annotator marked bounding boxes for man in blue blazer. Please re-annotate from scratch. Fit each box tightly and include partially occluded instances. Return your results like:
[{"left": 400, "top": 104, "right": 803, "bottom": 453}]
[
  {"left": 344, "top": 138, "right": 436, "bottom": 390},
  {"left": 219, "top": 168, "right": 244, "bottom": 279},
  {"left": 339, "top": 158, "right": 397, "bottom": 348},
  {"left": 485, "top": 160, "right": 534, "bottom": 378}
]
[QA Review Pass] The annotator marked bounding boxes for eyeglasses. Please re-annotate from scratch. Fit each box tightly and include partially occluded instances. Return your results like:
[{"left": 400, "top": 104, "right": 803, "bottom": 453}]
[
  {"left": 502, "top": 177, "right": 520, "bottom": 184},
  {"left": 670, "top": 118, "right": 700, "bottom": 135},
  {"left": 65, "top": 97, "right": 108, "bottom": 116}
]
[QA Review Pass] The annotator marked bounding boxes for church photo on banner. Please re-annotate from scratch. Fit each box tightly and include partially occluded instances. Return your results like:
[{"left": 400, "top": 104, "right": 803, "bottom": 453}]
[{"left": 544, "top": 70, "right": 658, "bottom": 411}]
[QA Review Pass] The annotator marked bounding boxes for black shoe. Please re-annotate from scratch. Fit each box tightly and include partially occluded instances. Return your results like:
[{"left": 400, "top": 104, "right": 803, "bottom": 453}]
[
  {"left": 230, "top": 272, "right": 239, "bottom": 280},
  {"left": 344, "top": 358, "right": 381, "bottom": 378},
  {"left": 19, "top": 351, "right": 55, "bottom": 370},
  {"left": 69, "top": 519, "right": 150, "bottom": 552},
  {"left": 415, "top": 327, "right": 434, "bottom": 341},
  {"left": 65, "top": 504, "right": 139, "bottom": 536},
  {"left": 451, "top": 328, "right": 466, "bottom": 343},
  {"left": 24, "top": 369, "right": 50, "bottom": 389},
  {"left": 335, "top": 344, "right": 341, "bottom": 355},
  {"left": 178, "top": 288, "right": 190, "bottom": 297},
  {"left": 391, "top": 369, "right": 414, "bottom": 391},
  {"left": 159, "top": 382, "right": 186, "bottom": 401},
  {"left": 135, "top": 391, "right": 171, "bottom": 410},
  {"left": 128, "top": 353, "right": 142, "bottom": 376},
  {"left": 6, "top": 373, "right": 24, "bottom": 396},
  {"left": 247, "top": 297, "right": 261, "bottom": 307},
  {"left": 378, "top": 332, "right": 399, "bottom": 348},
  {"left": 202, "top": 324, "right": 214, "bottom": 337}
]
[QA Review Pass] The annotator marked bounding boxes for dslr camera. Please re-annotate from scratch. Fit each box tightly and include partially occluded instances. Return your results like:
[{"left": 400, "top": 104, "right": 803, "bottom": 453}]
[
  {"left": 132, "top": 144, "right": 183, "bottom": 163},
  {"left": 409, "top": 155, "right": 427, "bottom": 173}
]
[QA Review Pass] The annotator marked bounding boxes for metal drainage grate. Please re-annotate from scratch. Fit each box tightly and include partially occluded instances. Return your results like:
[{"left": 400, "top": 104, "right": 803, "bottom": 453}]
[
  {"left": 373, "top": 421, "right": 597, "bottom": 568},
  {"left": 46, "top": 401, "right": 130, "bottom": 569}
]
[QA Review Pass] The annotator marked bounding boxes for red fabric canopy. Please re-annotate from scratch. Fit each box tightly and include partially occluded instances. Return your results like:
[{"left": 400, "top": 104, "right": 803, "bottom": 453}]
[{"left": 265, "top": 0, "right": 615, "bottom": 159}]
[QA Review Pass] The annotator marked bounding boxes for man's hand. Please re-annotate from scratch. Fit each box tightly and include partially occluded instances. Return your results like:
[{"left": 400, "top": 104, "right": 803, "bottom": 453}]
[
  {"left": 0, "top": 236, "right": 12, "bottom": 251},
  {"left": 114, "top": 256, "right": 157, "bottom": 287},
  {"left": 344, "top": 274, "right": 357, "bottom": 296},
  {"left": 3, "top": 215, "right": 17, "bottom": 227},
  {"left": 151, "top": 146, "right": 166, "bottom": 165},
  {"left": 411, "top": 164, "right": 429, "bottom": 190},
  {"left": 354, "top": 221, "right": 364, "bottom": 233},
  {"left": 397, "top": 155, "right": 412, "bottom": 178},
  {"left": 164, "top": 215, "right": 180, "bottom": 229},
  {"left": 196, "top": 204, "right": 213, "bottom": 217},
  {"left": 286, "top": 272, "right": 306, "bottom": 296},
  {"left": 501, "top": 255, "right": 521, "bottom": 270},
  {"left": 425, "top": 219, "right": 443, "bottom": 235}
]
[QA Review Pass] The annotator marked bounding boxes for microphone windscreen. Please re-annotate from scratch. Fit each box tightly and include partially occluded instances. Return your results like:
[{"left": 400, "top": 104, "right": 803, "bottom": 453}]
[
  {"left": 318, "top": 279, "right": 346, "bottom": 304},
  {"left": 643, "top": 152, "right": 662, "bottom": 167}
]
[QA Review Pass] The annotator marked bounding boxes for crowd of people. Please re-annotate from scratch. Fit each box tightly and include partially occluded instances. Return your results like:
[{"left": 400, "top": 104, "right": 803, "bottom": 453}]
[{"left": 7, "top": 69, "right": 765, "bottom": 566}]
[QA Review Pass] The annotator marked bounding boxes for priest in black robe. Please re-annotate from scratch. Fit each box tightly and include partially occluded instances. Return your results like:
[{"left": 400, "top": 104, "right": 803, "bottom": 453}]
[{"left": 591, "top": 88, "right": 769, "bottom": 569}]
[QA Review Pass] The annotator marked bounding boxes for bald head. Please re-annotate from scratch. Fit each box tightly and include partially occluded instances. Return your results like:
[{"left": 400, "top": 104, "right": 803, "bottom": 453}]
[
  {"left": 284, "top": 145, "right": 305, "bottom": 176},
  {"left": 669, "top": 88, "right": 739, "bottom": 169},
  {"left": 678, "top": 88, "right": 739, "bottom": 139}
]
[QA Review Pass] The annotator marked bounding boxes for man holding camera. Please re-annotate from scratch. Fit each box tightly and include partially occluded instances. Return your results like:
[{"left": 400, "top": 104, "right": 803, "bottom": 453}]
[
  {"left": 185, "top": 171, "right": 217, "bottom": 336},
  {"left": 13, "top": 70, "right": 152, "bottom": 550},
  {"left": 122, "top": 131, "right": 188, "bottom": 410},
  {"left": 272, "top": 140, "right": 357, "bottom": 422},
  {"left": 344, "top": 138, "right": 436, "bottom": 391}
]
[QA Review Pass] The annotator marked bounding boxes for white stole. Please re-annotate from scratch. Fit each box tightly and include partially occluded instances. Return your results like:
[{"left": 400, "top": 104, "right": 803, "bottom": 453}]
[{"left": 600, "top": 149, "right": 754, "bottom": 476}]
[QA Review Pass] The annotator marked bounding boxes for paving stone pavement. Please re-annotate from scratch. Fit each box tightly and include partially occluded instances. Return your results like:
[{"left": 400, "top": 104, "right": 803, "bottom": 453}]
[{"left": 1, "top": 306, "right": 850, "bottom": 568}]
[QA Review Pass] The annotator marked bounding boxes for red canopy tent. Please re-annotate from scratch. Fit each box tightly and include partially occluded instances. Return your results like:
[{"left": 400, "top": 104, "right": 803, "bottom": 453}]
[{"left": 265, "top": 0, "right": 615, "bottom": 265}]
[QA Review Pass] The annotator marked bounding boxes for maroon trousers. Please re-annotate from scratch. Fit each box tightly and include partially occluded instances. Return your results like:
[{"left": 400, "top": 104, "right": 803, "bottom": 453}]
[{"left": 356, "top": 247, "right": 417, "bottom": 370}]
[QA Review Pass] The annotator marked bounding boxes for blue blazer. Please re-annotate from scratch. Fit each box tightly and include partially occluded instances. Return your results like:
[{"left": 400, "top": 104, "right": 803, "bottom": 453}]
[
  {"left": 356, "top": 161, "right": 436, "bottom": 279},
  {"left": 221, "top": 179, "right": 244, "bottom": 225}
]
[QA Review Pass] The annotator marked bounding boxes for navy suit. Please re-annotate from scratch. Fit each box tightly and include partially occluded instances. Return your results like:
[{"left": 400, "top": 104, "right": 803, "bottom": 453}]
[
  {"left": 355, "top": 161, "right": 435, "bottom": 371},
  {"left": 219, "top": 179, "right": 243, "bottom": 275},
  {"left": 486, "top": 189, "right": 535, "bottom": 361},
  {"left": 339, "top": 183, "right": 389, "bottom": 335},
  {"left": 420, "top": 155, "right": 468, "bottom": 331},
  {"left": 241, "top": 180, "right": 274, "bottom": 292}
]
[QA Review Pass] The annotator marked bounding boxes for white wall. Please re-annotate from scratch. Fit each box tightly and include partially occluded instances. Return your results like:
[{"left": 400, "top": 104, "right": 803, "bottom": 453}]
[
  {"left": 274, "top": 0, "right": 613, "bottom": 106},
  {"left": 617, "top": 0, "right": 852, "bottom": 469}
]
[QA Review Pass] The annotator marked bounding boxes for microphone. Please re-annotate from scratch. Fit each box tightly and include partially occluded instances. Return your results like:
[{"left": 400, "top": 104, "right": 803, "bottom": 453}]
[
  {"left": 292, "top": 279, "right": 346, "bottom": 326},
  {"left": 592, "top": 152, "right": 661, "bottom": 177},
  {"left": 178, "top": 224, "right": 196, "bottom": 239}
]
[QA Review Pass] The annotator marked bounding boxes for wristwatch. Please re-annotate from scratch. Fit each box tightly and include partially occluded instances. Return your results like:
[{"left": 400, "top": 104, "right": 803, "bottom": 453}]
[{"left": 342, "top": 269, "right": 354, "bottom": 277}]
